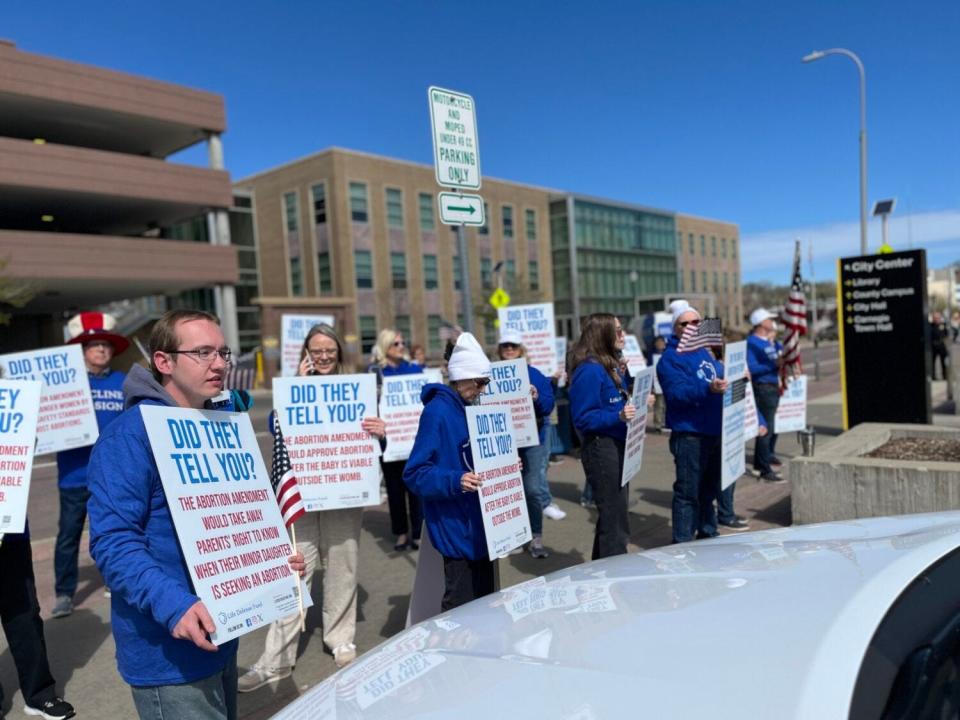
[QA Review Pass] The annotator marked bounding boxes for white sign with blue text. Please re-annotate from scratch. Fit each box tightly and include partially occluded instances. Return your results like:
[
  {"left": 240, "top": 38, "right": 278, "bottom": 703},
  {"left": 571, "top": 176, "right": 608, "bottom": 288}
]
[
  {"left": 497, "top": 303, "right": 558, "bottom": 376},
  {"left": 621, "top": 367, "right": 655, "bottom": 487},
  {"left": 141, "top": 406, "right": 303, "bottom": 645},
  {"left": 478, "top": 359, "right": 538, "bottom": 448},
  {"left": 379, "top": 372, "right": 440, "bottom": 463},
  {"left": 281, "top": 314, "right": 336, "bottom": 377},
  {"left": 0, "top": 345, "right": 98, "bottom": 456},
  {"left": 0, "top": 380, "right": 42, "bottom": 534},
  {"left": 466, "top": 406, "right": 531, "bottom": 559},
  {"left": 272, "top": 374, "right": 380, "bottom": 511},
  {"left": 622, "top": 335, "right": 647, "bottom": 377},
  {"left": 721, "top": 341, "right": 748, "bottom": 490}
]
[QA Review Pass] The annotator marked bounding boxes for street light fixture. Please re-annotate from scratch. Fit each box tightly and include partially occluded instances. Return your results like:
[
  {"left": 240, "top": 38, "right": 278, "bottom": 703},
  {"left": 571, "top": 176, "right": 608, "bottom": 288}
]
[{"left": 802, "top": 48, "right": 868, "bottom": 256}]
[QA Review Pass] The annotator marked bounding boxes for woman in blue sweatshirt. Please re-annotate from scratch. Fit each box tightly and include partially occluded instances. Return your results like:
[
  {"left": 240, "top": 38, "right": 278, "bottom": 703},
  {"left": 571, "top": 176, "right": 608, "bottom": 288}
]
[
  {"left": 403, "top": 333, "right": 494, "bottom": 610},
  {"left": 568, "top": 314, "right": 636, "bottom": 560}
]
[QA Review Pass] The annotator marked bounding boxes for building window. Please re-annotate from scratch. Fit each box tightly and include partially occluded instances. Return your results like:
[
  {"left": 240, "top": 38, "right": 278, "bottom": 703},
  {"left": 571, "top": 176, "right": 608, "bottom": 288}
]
[
  {"left": 713, "top": 271, "right": 718, "bottom": 292},
  {"left": 317, "top": 252, "right": 332, "bottom": 295},
  {"left": 349, "top": 182, "right": 368, "bottom": 223},
  {"left": 700, "top": 235, "right": 706, "bottom": 256},
  {"left": 720, "top": 237, "right": 727, "bottom": 258},
  {"left": 711, "top": 236, "right": 717, "bottom": 257},
  {"left": 688, "top": 233, "right": 695, "bottom": 254},
  {"left": 418, "top": 193, "right": 435, "bottom": 231},
  {"left": 453, "top": 255, "right": 463, "bottom": 290},
  {"left": 479, "top": 202, "right": 490, "bottom": 235},
  {"left": 391, "top": 252, "right": 407, "bottom": 289},
  {"left": 481, "top": 257, "right": 493, "bottom": 290},
  {"left": 525, "top": 209, "right": 537, "bottom": 240},
  {"left": 395, "top": 315, "right": 411, "bottom": 342},
  {"left": 484, "top": 318, "right": 497, "bottom": 347},
  {"left": 702, "top": 272, "right": 708, "bottom": 292},
  {"left": 690, "top": 271, "right": 696, "bottom": 292},
  {"left": 723, "top": 273, "right": 729, "bottom": 292},
  {"left": 427, "top": 315, "right": 442, "bottom": 352},
  {"left": 283, "top": 191, "right": 303, "bottom": 296},
  {"left": 311, "top": 183, "right": 326, "bottom": 224},
  {"left": 529, "top": 260, "right": 540, "bottom": 291},
  {"left": 423, "top": 254, "right": 439, "bottom": 290},
  {"left": 732, "top": 239, "right": 738, "bottom": 259},
  {"left": 502, "top": 206, "right": 514, "bottom": 238},
  {"left": 506, "top": 259, "right": 516, "bottom": 287},
  {"left": 355, "top": 250, "right": 373, "bottom": 289},
  {"left": 385, "top": 188, "right": 403, "bottom": 229},
  {"left": 359, "top": 316, "right": 377, "bottom": 355}
]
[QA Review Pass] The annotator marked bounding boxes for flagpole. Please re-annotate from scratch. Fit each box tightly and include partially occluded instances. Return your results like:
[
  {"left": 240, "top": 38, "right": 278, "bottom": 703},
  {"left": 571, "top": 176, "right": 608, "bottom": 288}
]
[{"left": 290, "top": 524, "right": 306, "bottom": 633}]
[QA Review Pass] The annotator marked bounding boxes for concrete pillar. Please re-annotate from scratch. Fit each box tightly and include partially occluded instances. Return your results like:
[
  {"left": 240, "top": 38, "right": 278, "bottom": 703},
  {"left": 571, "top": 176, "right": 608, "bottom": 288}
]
[{"left": 206, "top": 132, "right": 240, "bottom": 352}]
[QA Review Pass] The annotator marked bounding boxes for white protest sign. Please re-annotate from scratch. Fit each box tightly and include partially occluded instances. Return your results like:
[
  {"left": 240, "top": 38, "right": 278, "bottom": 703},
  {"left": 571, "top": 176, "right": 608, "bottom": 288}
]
[
  {"left": 743, "top": 381, "right": 760, "bottom": 441},
  {"left": 466, "top": 406, "right": 531, "bottom": 559},
  {"left": 478, "top": 359, "right": 538, "bottom": 448},
  {"left": 280, "top": 314, "right": 335, "bottom": 377},
  {"left": 379, "top": 373, "right": 434, "bottom": 462},
  {"left": 652, "top": 354, "right": 662, "bottom": 394},
  {"left": 272, "top": 374, "right": 380, "bottom": 510},
  {"left": 721, "top": 341, "right": 748, "bottom": 490},
  {"left": 555, "top": 336, "right": 568, "bottom": 387},
  {"left": 0, "top": 380, "right": 41, "bottom": 534},
  {"left": 140, "top": 406, "right": 302, "bottom": 645},
  {"left": 622, "top": 335, "right": 647, "bottom": 377},
  {"left": 775, "top": 375, "right": 808, "bottom": 433},
  {"left": 498, "top": 303, "right": 558, "bottom": 376},
  {"left": 621, "top": 367, "right": 655, "bottom": 487},
  {"left": 0, "top": 345, "right": 98, "bottom": 456}
]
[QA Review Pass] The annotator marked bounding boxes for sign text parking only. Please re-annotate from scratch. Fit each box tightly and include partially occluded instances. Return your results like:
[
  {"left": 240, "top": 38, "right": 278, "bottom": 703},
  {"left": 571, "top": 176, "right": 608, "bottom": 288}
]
[{"left": 428, "top": 86, "right": 481, "bottom": 190}]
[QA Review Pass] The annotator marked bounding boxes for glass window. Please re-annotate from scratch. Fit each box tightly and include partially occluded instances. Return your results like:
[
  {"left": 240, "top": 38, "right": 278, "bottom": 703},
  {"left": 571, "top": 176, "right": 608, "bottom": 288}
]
[
  {"left": 502, "top": 206, "right": 514, "bottom": 238},
  {"left": 506, "top": 259, "right": 516, "bottom": 286},
  {"left": 391, "top": 252, "right": 407, "bottom": 289},
  {"left": 529, "top": 260, "right": 539, "bottom": 291},
  {"left": 423, "top": 254, "right": 439, "bottom": 290},
  {"left": 713, "top": 271, "right": 718, "bottom": 291},
  {"left": 688, "top": 233, "right": 695, "bottom": 254},
  {"left": 355, "top": 250, "right": 373, "bottom": 289},
  {"left": 732, "top": 239, "right": 738, "bottom": 259},
  {"left": 690, "top": 271, "right": 696, "bottom": 292},
  {"left": 311, "top": 183, "right": 326, "bottom": 224},
  {"left": 702, "top": 271, "right": 708, "bottom": 292},
  {"left": 284, "top": 191, "right": 298, "bottom": 233},
  {"left": 418, "top": 193, "right": 435, "bottom": 231},
  {"left": 349, "top": 182, "right": 368, "bottom": 223},
  {"left": 395, "top": 315, "right": 411, "bottom": 342},
  {"left": 484, "top": 318, "right": 497, "bottom": 346},
  {"left": 711, "top": 236, "right": 717, "bottom": 257},
  {"left": 479, "top": 202, "right": 490, "bottom": 235},
  {"left": 283, "top": 191, "right": 303, "bottom": 296},
  {"left": 359, "top": 316, "right": 377, "bottom": 354},
  {"left": 453, "top": 255, "right": 463, "bottom": 290},
  {"left": 427, "top": 315, "right": 442, "bottom": 352},
  {"left": 720, "top": 237, "right": 727, "bottom": 258},
  {"left": 481, "top": 257, "right": 493, "bottom": 290},
  {"left": 317, "top": 252, "right": 332, "bottom": 294},
  {"left": 723, "top": 272, "right": 729, "bottom": 292},
  {"left": 525, "top": 209, "right": 537, "bottom": 240},
  {"left": 700, "top": 235, "right": 706, "bottom": 256},
  {"left": 386, "top": 188, "right": 403, "bottom": 228}
]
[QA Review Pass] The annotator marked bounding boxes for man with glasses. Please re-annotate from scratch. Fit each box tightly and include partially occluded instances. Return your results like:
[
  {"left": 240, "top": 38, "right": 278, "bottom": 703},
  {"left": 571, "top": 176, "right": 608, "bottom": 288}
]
[
  {"left": 87, "top": 310, "right": 303, "bottom": 720},
  {"left": 52, "top": 312, "right": 129, "bottom": 619}
]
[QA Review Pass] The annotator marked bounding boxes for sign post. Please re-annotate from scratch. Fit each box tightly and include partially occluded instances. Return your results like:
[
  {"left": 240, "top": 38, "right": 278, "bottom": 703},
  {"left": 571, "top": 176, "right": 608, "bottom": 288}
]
[
  {"left": 429, "top": 86, "right": 482, "bottom": 334},
  {"left": 837, "top": 249, "right": 930, "bottom": 428}
]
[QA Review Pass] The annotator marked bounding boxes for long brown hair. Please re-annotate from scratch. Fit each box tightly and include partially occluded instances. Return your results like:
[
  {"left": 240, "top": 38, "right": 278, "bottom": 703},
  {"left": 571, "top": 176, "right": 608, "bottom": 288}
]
[
  {"left": 300, "top": 323, "right": 345, "bottom": 375},
  {"left": 570, "top": 313, "right": 622, "bottom": 387}
]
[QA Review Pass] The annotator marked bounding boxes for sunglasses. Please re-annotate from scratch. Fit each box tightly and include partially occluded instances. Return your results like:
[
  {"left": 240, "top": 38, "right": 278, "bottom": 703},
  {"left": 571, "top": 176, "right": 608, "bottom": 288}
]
[
  {"left": 499, "top": 343, "right": 519, "bottom": 350},
  {"left": 679, "top": 320, "right": 701, "bottom": 328},
  {"left": 473, "top": 378, "right": 491, "bottom": 388},
  {"left": 392, "top": 340, "right": 405, "bottom": 347}
]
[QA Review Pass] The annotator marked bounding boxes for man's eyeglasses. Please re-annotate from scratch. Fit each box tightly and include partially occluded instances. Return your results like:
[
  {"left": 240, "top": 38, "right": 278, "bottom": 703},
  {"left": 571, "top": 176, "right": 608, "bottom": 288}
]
[
  {"left": 308, "top": 348, "right": 338, "bottom": 357},
  {"left": 165, "top": 347, "right": 232, "bottom": 364}
]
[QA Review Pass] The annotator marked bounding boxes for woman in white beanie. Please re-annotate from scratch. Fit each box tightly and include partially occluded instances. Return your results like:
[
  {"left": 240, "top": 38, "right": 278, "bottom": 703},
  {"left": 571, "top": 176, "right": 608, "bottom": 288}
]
[{"left": 403, "top": 333, "right": 495, "bottom": 609}]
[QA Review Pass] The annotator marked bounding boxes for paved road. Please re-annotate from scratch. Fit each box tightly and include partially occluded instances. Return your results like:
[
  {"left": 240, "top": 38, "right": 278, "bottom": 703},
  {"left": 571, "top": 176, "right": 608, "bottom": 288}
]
[{"left": 2, "top": 346, "right": 850, "bottom": 719}]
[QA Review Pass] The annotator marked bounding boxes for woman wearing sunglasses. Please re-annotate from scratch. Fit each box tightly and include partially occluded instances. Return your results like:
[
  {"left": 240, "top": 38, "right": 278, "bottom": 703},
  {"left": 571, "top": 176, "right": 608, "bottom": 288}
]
[
  {"left": 370, "top": 328, "right": 423, "bottom": 551},
  {"left": 403, "top": 333, "right": 495, "bottom": 610},
  {"left": 568, "top": 313, "right": 636, "bottom": 560}
]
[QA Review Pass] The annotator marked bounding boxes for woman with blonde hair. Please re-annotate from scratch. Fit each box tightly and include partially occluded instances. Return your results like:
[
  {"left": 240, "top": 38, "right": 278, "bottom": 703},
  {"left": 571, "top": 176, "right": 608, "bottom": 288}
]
[
  {"left": 238, "top": 324, "right": 385, "bottom": 688},
  {"left": 369, "top": 328, "right": 423, "bottom": 551}
]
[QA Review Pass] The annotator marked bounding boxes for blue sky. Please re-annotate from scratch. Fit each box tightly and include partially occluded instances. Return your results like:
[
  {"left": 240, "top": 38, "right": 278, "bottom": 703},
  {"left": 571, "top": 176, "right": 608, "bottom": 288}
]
[{"left": 4, "top": 1, "right": 958, "bottom": 282}]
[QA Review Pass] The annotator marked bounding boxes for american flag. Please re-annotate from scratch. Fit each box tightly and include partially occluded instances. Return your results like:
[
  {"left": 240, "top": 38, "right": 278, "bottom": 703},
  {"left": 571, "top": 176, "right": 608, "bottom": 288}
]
[
  {"left": 780, "top": 239, "right": 807, "bottom": 386},
  {"left": 677, "top": 317, "right": 723, "bottom": 353},
  {"left": 270, "top": 419, "right": 306, "bottom": 528}
]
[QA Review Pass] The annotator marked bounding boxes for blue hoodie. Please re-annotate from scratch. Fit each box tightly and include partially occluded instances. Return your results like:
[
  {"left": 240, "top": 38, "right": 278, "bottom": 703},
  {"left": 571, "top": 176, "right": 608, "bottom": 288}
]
[
  {"left": 57, "top": 368, "right": 126, "bottom": 490},
  {"left": 568, "top": 359, "right": 629, "bottom": 442},
  {"left": 402, "top": 384, "right": 487, "bottom": 561},
  {"left": 87, "top": 364, "right": 238, "bottom": 687},
  {"left": 747, "top": 334, "right": 779, "bottom": 385},
  {"left": 528, "top": 364, "right": 555, "bottom": 424},
  {"left": 656, "top": 336, "right": 725, "bottom": 436}
]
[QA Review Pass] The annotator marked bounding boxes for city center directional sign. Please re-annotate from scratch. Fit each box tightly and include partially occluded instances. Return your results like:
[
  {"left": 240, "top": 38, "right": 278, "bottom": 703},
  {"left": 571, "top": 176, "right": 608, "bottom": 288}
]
[
  {"left": 428, "top": 86, "right": 481, "bottom": 190},
  {"left": 439, "top": 192, "right": 484, "bottom": 226}
]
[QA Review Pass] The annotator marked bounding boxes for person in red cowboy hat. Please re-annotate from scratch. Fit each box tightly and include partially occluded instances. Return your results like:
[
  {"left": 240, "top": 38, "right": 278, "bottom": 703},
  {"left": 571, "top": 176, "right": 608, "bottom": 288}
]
[{"left": 51, "top": 312, "right": 129, "bottom": 619}]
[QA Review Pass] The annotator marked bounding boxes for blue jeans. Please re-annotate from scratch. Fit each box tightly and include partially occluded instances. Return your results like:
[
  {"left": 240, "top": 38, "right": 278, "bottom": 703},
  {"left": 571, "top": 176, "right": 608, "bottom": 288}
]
[
  {"left": 717, "top": 481, "right": 737, "bottom": 524},
  {"left": 669, "top": 432, "right": 720, "bottom": 543},
  {"left": 519, "top": 437, "right": 549, "bottom": 536},
  {"left": 752, "top": 383, "right": 780, "bottom": 474},
  {"left": 131, "top": 656, "right": 237, "bottom": 720},
  {"left": 54, "top": 486, "right": 90, "bottom": 598}
]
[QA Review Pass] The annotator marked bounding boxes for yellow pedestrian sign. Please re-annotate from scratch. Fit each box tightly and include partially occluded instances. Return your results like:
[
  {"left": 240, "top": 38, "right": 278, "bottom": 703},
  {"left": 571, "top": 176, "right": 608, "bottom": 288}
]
[{"left": 488, "top": 288, "right": 510, "bottom": 309}]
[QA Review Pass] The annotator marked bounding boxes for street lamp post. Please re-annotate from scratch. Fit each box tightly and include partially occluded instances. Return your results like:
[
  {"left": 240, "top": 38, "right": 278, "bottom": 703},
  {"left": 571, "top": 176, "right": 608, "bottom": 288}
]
[
  {"left": 629, "top": 270, "right": 639, "bottom": 327},
  {"left": 802, "top": 48, "right": 868, "bottom": 256}
]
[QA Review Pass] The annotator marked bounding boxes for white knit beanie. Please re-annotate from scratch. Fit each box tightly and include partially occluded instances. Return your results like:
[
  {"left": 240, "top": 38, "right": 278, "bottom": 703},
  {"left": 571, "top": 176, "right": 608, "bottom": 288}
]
[
  {"left": 670, "top": 300, "right": 701, "bottom": 325},
  {"left": 447, "top": 333, "right": 492, "bottom": 381}
]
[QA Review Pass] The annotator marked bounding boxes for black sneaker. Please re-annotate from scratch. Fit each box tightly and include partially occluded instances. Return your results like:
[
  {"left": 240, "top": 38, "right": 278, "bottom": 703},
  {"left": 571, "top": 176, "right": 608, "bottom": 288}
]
[
  {"left": 25, "top": 697, "right": 75, "bottom": 719},
  {"left": 719, "top": 517, "right": 750, "bottom": 531},
  {"left": 761, "top": 472, "right": 786, "bottom": 484},
  {"left": 770, "top": 456, "right": 784, "bottom": 467}
]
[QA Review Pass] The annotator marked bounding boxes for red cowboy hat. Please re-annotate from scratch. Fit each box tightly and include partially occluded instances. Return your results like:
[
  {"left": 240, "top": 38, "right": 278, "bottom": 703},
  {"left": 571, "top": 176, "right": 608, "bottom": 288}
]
[{"left": 65, "top": 312, "right": 130, "bottom": 354}]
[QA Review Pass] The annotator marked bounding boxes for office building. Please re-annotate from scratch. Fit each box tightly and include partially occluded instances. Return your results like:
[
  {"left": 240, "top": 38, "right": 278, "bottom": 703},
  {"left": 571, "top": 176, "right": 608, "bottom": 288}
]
[{"left": 675, "top": 213, "right": 743, "bottom": 328}]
